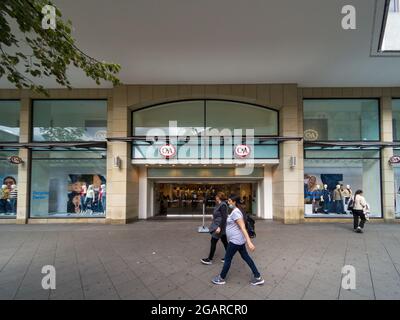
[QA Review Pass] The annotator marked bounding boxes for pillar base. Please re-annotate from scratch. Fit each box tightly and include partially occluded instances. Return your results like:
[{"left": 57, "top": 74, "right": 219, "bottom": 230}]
[{"left": 105, "top": 217, "right": 138, "bottom": 225}]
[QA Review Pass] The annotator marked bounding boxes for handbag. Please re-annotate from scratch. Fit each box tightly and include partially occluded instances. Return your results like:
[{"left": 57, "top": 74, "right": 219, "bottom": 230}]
[{"left": 347, "top": 197, "right": 354, "bottom": 210}]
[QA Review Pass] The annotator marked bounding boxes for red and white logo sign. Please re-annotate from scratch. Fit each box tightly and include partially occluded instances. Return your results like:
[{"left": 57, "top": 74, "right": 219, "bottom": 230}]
[
  {"left": 234, "top": 144, "right": 251, "bottom": 158},
  {"left": 159, "top": 144, "right": 176, "bottom": 158},
  {"left": 7, "top": 156, "right": 24, "bottom": 165},
  {"left": 389, "top": 156, "right": 400, "bottom": 165}
]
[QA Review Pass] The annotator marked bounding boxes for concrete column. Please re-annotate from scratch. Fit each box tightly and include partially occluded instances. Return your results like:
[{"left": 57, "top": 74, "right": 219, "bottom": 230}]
[
  {"left": 16, "top": 95, "right": 31, "bottom": 224},
  {"left": 106, "top": 85, "right": 139, "bottom": 224},
  {"left": 381, "top": 96, "right": 395, "bottom": 221},
  {"left": 272, "top": 85, "right": 303, "bottom": 224}
]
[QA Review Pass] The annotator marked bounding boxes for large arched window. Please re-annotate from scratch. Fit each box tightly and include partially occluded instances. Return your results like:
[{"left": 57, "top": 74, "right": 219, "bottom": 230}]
[
  {"left": 132, "top": 100, "right": 278, "bottom": 136},
  {"left": 131, "top": 99, "right": 279, "bottom": 160}
]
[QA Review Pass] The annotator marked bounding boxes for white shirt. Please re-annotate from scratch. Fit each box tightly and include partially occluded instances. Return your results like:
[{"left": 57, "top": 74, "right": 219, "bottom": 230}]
[{"left": 353, "top": 195, "right": 367, "bottom": 210}]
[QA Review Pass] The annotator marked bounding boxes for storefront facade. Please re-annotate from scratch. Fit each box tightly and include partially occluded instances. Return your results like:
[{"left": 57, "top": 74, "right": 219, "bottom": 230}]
[{"left": 0, "top": 84, "right": 399, "bottom": 224}]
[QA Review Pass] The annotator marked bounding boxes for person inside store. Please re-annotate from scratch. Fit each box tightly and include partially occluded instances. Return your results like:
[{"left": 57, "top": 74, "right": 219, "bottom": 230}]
[
  {"left": 201, "top": 192, "right": 228, "bottom": 265},
  {"left": 0, "top": 176, "right": 17, "bottom": 215},
  {"left": 211, "top": 195, "right": 264, "bottom": 286}
]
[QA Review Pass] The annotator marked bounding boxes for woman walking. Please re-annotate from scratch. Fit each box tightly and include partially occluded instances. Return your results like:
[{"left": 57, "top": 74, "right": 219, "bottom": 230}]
[
  {"left": 212, "top": 195, "right": 264, "bottom": 286},
  {"left": 352, "top": 190, "right": 367, "bottom": 233},
  {"left": 201, "top": 192, "right": 228, "bottom": 265}
]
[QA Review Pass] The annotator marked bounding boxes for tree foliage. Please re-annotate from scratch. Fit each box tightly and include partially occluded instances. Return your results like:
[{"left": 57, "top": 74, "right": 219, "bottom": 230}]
[{"left": 0, "top": 0, "right": 121, "bottom": 95}]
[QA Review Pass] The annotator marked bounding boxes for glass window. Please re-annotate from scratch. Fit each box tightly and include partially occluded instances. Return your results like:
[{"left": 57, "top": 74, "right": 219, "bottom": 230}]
[
  {"left": 0, "top": 100, "right": 20, "bottom": 142},
  {"left": 205, "top": 101, "right": 278, "bottom": 136},
  {"left": 381, "top": 0, "right": 400, "bottom": 51},
  {"left": 30, "top": 151, "right": 107, "bottom": 218},
  {"left": 303, "top": 99, "right": 380, "bottom": 141},
  {"left": 132, "top": 100, "right": 279, "bottom": 160},
  {"left": 393, "top": 99, "right": 400, "bottom": 140},
  {"left": 0, "top": 151, "right": 19, "bottom": 217},
  {"left": 304, "top": 150, "right": 381, "bottom": 218},
  {"left": 33, "top": 100, "right": 107, "bottom": 141},
  {"left": 133, "top": 101, "right": 204, "bottom": 137}
]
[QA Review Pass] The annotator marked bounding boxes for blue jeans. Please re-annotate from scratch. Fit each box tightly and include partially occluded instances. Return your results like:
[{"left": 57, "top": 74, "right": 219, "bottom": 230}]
[
  {"left": 220, "top": 242, "right": 261, "bottom": 279},
  {"left": 0, "top": 199, "right": 7, "bottom": 213},
  {"left": 101, "top": 196, "right": 106, "bottom": 213},
  {"left": 9, "top": 198, "right": 16, "bottom": 214},
  {"left": 334, "top": 200, "right": 344, "bottom": 214}
]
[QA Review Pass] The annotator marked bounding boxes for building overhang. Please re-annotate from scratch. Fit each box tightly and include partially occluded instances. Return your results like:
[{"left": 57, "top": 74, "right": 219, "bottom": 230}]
[
  {"left": 131, "top": 159, "right": 279, "bottom": 166},
  {"left": 0, "top": 142, "right": 107, "bottom": 150}
]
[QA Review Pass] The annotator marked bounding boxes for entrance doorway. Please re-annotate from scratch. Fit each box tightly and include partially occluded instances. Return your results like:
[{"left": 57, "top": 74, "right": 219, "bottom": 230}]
[{"left": 153, "top": 182, "right": 257, "bottom": 217}]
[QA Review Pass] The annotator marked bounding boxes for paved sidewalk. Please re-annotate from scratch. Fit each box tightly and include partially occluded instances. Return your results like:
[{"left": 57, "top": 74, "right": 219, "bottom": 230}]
[{"left": 0, "top": 220, "right": 400, "bottom": 300}]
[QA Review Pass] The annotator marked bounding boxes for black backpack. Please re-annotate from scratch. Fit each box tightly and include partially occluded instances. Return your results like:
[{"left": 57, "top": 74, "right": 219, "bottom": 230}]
[{"left": 241, "top": 209, "right": 256, "bottom": 238}]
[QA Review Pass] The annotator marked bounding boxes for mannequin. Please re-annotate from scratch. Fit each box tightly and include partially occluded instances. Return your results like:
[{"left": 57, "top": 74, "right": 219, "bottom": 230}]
[
  {"left": 9, "top": 184, "right": 17, "bottom": 214},
  {"left": 0, "top": 185, "right": 10, "bottom": 214},
  {"left": 100, "top": 184, "right": 106, "bottom": 213},
  {"left": 80, "top": 182, "right": 87, "bottom": 211},
  {"left": 344, "top": 184, "right": 352, "bottom": 207},
  {"left": 333, "top": 184, "right": 344, "bottom": 214},
  {"left": 312, "top": 185, "right": 322, "bottom": 213},
  {"left": 85, "top": 185, "right": 94, "bottom": 213},
  {"left": 321, "top": 184, "right": 331, "bottom": 214}
]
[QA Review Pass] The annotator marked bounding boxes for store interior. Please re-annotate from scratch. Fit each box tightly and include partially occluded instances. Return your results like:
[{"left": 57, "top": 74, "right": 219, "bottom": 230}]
[{"left": 153, "top": 182, "right": 257, "bottom": 216}]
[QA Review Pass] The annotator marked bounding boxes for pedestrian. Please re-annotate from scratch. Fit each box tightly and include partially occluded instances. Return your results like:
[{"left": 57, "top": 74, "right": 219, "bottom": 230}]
[
  {"left": 201, "top": 192, "right": 228, "bottom": 265},
  {"left": 212, "top": 195, "right": 264, "bottom": 286},
  {"left": 352, "top": 190, "right": 367, "bottom": 233}
]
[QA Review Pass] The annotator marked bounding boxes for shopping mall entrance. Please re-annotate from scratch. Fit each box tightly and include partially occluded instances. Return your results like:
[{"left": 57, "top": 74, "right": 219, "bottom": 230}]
[
  {"left": 153, "top": 182, "right": 257, "bottom": 217},
  {"left": 137, "top": 166, "right": 273, "bottom": 220}
]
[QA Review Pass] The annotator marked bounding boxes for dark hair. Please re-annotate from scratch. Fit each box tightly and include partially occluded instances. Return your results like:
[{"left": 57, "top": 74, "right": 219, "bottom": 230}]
[
  {"left": 216, "top": 192, "right": 226, "bottom": 201},
  {"left": 94, "top": 174, "right": 106, "bottom": 184},
  {"left": 354, "top": 190, "right": 363, "bottom": 198},
  {"left": 3, "top": 176, "right": 16, "bottom": 184},
  {"left": 229, "top": 194, "right": 247, "bottom": 215},
  {"left": 68, "top": 191, "right": 80, "bottom": 200},
  {"left": 228, "top": 194, "right": 241, "bottom": 205}
]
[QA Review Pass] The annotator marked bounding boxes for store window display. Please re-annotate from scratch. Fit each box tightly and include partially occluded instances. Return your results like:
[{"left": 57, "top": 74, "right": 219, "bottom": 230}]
[
  {"left": 0, "top": 151, "right": 19, "bottom": 217},
  {"left": 30, "top": 151, "right": 106, "bottom": 218},
  {"left": 304, "top": 151, "right": 381, "bottom": 218}
]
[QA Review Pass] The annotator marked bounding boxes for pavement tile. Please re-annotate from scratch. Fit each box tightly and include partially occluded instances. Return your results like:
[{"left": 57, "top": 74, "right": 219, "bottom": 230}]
[{"left": 1, "top": 221, "right": 400, "bottom": 300}]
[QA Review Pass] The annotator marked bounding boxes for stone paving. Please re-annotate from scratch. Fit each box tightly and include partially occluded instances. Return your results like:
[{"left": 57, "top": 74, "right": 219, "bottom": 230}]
[{"left": 0, "top": 220, "right": 400, "bottom": 300}]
